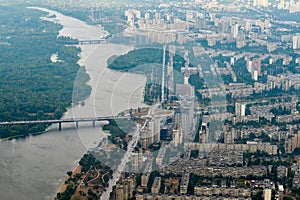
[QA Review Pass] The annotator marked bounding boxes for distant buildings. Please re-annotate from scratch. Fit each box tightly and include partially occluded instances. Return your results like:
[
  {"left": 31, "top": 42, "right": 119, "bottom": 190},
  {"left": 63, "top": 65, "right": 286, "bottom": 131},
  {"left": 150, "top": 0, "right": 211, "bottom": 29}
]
[
  {"left": 285, "top": 130, "right": 300, "bottom": 154},
  {"left": 235, "top": 102, "right": 246, "bottom": 117},
  {"left": 194, "top": 186, "right": 251, "bottom": 199},
  {"left": 125, "top": 9, "right": 141, "bottom": 27},
  {"left": 179, "top": 172, "right": 189, "bottom": 194},
  {"left": 190, "top": 142, "right": 278, "bottom": 155},
  {"left": 232, "top": 23, "right": 239, "bottom": 38},
  {"left": 224, "top": 127, "right": 235, "bottom": 144},
  {"left": 263, "top": 188, "right": 272, "bottom": 200},
  {"left": 141, "top": 162, "right": 152, "bottom": 187},
  {"left": 293, "top": 35, "right": 300, "bottom": 49},
  {"left": 113, "top": 175, "right": 136, "bottom": 200},
  {"left": 254, "top": 0, "right": 269, "bottom": 7},
  {"left": 199, "top": 122, "right": 209, "bottom": 143},
  {"left": 277, "top": 0, "right": 300, "bottom": 12},
  {"left": 267, "top": 74, "right": 300, "bottom": 91},
  {"left": 151, "top": 177, "right": 161, "bottom": 194}
]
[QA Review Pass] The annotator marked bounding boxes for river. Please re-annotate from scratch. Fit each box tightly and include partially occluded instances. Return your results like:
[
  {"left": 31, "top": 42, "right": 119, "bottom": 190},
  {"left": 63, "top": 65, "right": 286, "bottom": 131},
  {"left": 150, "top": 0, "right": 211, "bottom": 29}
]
[{"left": 0, "top": 7, "right": 146, "bottom": 200}]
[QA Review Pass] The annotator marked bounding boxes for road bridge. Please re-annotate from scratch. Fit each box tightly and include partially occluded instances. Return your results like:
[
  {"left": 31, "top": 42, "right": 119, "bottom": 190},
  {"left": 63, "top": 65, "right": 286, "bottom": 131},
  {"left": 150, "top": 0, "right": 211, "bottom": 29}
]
[
  {"left": 0, "top": 116, "right": 132, "bottom": 131},
  {"left": 64, "top": 39, "right": 106, "bottom": 45}
]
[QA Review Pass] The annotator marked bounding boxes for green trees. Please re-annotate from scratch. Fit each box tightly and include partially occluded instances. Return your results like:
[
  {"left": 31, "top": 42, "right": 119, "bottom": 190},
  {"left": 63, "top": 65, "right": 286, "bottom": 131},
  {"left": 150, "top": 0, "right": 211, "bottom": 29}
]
[
  {"left": 57, "top": 185, "right": 76, "bottom": 200},
  {"left": 232, "top": 58, "right": 254, "bottom": 85},
  {"left": 270, "top": 106, "right": 292, "bottom": 116},
  {"left": 108, "top": 48, "right": 164, "bottom": 72},
  {"left": 190, "top": 149, "right": 199, "bottom": 159},
  {"left": 0, "top": 6, "right": 91, "bottom": 138},
  {"left": 79, "top": 154, "right": 96, "bottom": 173},
  {"left": 67, "top": 171, "right": 73, "bottom": 177}
]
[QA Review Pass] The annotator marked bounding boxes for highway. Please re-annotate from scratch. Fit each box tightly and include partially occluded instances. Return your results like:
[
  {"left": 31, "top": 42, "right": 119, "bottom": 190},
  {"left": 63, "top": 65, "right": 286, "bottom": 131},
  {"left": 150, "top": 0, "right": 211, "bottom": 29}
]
[
  {"left": 99, "top": 103, "right": 160, "bottom": 200},
  {"left": 100, "top": 124, "right": 141, "bottom": 200}
]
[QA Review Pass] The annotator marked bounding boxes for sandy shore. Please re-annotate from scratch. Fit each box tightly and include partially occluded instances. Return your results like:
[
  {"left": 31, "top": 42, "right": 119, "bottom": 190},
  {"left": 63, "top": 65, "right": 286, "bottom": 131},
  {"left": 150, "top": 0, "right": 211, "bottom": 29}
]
[{"left": 56, "top": 165, "right": 82, "bottom": 195}]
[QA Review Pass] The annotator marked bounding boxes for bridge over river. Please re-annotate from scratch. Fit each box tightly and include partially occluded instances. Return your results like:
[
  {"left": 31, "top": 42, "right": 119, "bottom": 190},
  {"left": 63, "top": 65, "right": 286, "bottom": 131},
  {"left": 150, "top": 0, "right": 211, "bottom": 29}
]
[
  {"left": 0, "top": 116, "right": 132, "bottom": 131},
  {"left": 64, "top": 39, "right": 107, "bottom": 45}
]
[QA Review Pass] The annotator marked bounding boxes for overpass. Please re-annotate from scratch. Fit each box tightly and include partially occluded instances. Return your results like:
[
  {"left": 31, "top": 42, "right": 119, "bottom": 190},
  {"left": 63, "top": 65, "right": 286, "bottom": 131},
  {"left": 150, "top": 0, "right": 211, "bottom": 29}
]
[{"left": 0, "top": 116, "right": 132, "bottom": 131}]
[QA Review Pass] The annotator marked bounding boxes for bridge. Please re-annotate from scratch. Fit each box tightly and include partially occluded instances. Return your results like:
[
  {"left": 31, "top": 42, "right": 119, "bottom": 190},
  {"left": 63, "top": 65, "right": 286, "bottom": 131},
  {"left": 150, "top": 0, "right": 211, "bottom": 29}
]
[
  {"left": 0, "top": 116, "right": 132, "bottom": 131},
  {"left": 64, "top": 39, "right": 107, "bottom": 45}
]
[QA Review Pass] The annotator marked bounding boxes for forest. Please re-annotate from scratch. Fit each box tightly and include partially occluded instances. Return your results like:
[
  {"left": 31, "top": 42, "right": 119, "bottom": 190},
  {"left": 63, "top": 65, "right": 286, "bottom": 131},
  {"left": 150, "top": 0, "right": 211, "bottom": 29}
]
[
  {"left": 107, "top": 48, "right": 185, "bottom": 72},
  {"left": 0, "top": 6, "right": 91, "bottom": 139}
]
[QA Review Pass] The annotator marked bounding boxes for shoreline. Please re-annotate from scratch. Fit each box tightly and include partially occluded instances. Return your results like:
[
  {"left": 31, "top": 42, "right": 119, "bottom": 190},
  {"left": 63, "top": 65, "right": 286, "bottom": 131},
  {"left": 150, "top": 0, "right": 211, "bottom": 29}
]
[
  {"left": 32, "top": 7, "right": 122, "bottom": 199},
  {"left": 1, "top": 6, "right": 104, "bottom": 143},
  {"left": 0, "top": 7, "right": 146, "bottom": 200},
  {"left": 56, "top": 165, "right": 83, "bottom": 195},
  {"left": 0, "top": 130, "right": 47, "bottom": 141}
]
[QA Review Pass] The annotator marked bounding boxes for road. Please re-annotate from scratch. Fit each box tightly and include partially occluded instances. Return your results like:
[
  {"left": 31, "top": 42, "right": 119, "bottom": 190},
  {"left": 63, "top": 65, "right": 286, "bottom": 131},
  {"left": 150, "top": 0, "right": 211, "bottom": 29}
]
[
  {"left": 100, "top": 124, "right": 141, "bottom": 200},
  {"left": 99, "top": 103, "right": 160, "bottom": 200}
]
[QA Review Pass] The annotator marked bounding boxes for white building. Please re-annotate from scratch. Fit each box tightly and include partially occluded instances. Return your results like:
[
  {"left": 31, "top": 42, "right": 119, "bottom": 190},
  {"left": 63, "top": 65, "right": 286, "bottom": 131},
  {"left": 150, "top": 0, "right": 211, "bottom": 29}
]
[
  {"left": 263, "top": 189, "right": 272, "bottom": 200},
  {"left": 232, "top": 24, "right": 239, "bottom": 38},
  {"left": 253, "top": 70, "right": 258, "bottom": 81},
  {"left": 247, "top": 60, "right": 253, "bottom": 73},
  {"left": 293, "top": 35, "right": 300, "bottom": 49},
  {"left": 235, "top": 102, "right": 246, "bottom": 117}
]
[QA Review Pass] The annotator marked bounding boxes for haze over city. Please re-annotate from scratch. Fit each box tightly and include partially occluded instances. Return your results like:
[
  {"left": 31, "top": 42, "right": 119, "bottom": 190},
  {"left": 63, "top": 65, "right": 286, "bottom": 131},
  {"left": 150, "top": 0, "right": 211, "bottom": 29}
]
[{"left": 0, "top": 0, "right": 300, "bottom": 200}]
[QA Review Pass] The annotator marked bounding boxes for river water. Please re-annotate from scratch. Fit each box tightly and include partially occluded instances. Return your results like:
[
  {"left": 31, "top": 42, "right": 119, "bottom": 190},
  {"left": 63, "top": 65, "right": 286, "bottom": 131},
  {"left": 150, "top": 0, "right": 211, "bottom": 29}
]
[{"left": 0, "top": 8, "right": 146, "bottom": 200}]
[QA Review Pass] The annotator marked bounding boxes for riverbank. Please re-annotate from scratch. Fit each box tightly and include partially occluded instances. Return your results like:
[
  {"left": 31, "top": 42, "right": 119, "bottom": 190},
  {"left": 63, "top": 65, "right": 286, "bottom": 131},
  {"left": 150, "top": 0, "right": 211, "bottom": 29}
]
[
  {"left": 56, "top": 165, "right": 82, "bottom": 194},
  {"left": 0, "top": 6, "right": 93, "bottom": 139},
  {"left": 0, "top": 7, "right": 146, "bottom": 200},
  {"left": 35, "top": 6, "right": 147, "bottom": 198},
  {"left": 0, "top": 130, "right": 47, "bottom": 141}
]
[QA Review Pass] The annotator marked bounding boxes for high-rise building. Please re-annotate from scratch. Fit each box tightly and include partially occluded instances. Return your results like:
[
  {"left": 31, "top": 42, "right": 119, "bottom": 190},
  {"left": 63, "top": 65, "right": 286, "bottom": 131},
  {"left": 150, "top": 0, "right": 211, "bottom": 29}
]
[
  {"left": 151, "top": 177, "right": 161, "bottom": 194},
  {"left": 290, "top": 0, "right": 296, "bottom": 13},
  {"left": 253, "top": 58, "right": 261, "bottom": 75},
  {"left": 235, "top": 102, "right": 246, "bottom": 117},
  {"left": 125, "top": 9, "right": 141, "bottom": 26},
  {"left": 113, "top": 175, "right": 136, "bottom": 200},
  {"left": 180, "top": 172, "right": 190, "bottom": 194},
  {"left": 296, "top": 0, "right": 300, "bottom": 12},
  {"left": 144, "top": 12, "right": 150, "bottom": 20},
  {"left": 230, "top": 57, "right": 235, "bottom": 65},
  {"left": 200, "top": 123, "right": 208, "bottom": 143},
  {"left": 219, "top": 20, "right": 230, "bottom": 33},
  {"left": 245, "top": 20, "right": 252, "bottom": 32},
  {"left": 141, "top": 162, "right": 152, "bottom": 187},
  {"left": 172, "top": 128, "right": 181, "bottom": 147},
  {"left": 279, "top": 0, "right": 285, "bottom": 9},
  {"left": 247, "top": 60, "right": 253, "bottom": 73},
  {"left": 232, "top": 24, "right": 239, "bottom": 38},
  {"left": 263, "top": 189, "right": 272, "bottom": 200},
  {"left": 285, "top": 130, "right": 300, "bottom": 153},
  {"left": 114, "top": 184, "right": 124, "bottom": 200},
  {"left": 293, "top": 35, "right": 300, "bottom": 49},
  {"left": 195, "top": 16, "right": 206, "bottom": 29},
  {"left": 254, "top": 0, "right": 269, "bottom": 6},
  {"left": 264, "top": 20, "right": 271, "bottom": 29},
  {"left": 253, "top": 70, "right": 258, "bottom": 81},
  {"left": 131, "top": 150, "right": 143, "bottom": 172},
  {"left": 152, "top": 117, "right": 161, "bottom": 143},
  {"left": 224, "top": 128, "right": 235, "bottom": 144}
]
